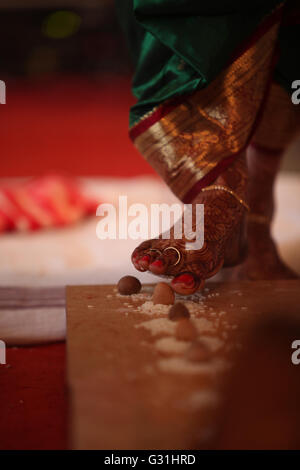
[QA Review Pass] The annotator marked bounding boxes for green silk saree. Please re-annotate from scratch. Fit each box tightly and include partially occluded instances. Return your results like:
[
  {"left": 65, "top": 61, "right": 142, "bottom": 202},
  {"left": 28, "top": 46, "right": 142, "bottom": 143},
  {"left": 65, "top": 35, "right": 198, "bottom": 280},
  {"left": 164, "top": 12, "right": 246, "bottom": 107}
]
[{"left": 116, "top": 0, "right": 299, "bottom": 202}]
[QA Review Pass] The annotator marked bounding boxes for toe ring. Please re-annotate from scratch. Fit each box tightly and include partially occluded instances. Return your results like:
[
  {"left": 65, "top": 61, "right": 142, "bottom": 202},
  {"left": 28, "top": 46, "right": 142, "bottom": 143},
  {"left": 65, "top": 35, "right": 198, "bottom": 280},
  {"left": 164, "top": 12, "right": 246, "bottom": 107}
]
[{"left": 163, "top": 246, "right": 182, "bottom": 266}]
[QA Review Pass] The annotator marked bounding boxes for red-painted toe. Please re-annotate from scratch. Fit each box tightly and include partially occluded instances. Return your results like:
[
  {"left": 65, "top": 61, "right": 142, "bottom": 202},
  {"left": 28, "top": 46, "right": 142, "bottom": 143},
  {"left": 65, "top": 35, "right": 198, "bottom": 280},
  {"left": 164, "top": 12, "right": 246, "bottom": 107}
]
[
  {"left": 138, "top": 254, "right": 151, "bottom": 270},
  {"left": 171, "top": 273, "right": 202, "bottom": 295},
  {"left": 149, "top": 258, "right": 166, "bottom": 274}
]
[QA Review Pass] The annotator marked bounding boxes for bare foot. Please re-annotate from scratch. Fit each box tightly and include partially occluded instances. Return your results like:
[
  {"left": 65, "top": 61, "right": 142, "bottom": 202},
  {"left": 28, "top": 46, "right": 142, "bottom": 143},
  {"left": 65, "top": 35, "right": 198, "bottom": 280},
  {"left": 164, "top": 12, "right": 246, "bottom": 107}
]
[
  {"left": 230, "top": 221, "right": 298, "bottom": 280},
  {"left": 132, "top": 155, "right": 248, "bottom": 295},
  {"left": 230, "top": 144, "right": 298, "bottom": 281}
]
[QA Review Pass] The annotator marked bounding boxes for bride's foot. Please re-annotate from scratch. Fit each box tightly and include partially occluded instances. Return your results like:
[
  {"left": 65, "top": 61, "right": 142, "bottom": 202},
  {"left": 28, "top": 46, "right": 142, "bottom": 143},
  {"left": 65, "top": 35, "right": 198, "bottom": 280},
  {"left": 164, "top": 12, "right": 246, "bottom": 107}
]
[
  {"left": 230, "top": 144, "right": 298, "bottom": 281},
  {"left": 132, "top": 155, "right": 248, "bottom": 295},
  {"left": 230, "top": 221, "right": 298, "bottom": 280}
]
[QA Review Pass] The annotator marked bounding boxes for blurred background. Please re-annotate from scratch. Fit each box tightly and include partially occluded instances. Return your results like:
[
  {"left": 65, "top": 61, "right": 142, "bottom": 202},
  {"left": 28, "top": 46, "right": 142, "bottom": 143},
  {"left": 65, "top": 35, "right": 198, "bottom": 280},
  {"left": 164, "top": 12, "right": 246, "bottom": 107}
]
[{"left": 0, "top": 0, "right": 155, "bottom": 177}]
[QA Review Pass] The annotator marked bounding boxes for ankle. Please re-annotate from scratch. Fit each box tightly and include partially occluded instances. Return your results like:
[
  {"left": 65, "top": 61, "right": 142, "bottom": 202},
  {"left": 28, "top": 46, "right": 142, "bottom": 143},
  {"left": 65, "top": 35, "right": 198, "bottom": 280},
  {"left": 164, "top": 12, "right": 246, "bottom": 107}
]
[
  {"left": 246, "top": 221, "right": 273, "bottom": 252},
  {"left": 247, "top": 144, "right": 283, "bottom": 218},
  {"left": 217, "top": 152, "right": 248, "bottom": 200}
]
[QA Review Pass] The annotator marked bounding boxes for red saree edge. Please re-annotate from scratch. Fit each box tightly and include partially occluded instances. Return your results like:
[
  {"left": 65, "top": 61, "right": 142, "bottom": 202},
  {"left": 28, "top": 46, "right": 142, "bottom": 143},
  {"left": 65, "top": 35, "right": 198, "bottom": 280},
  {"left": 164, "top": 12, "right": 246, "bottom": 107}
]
[
  {"left": 129, "top": 95, "right": 188, "bottom": 141},
  {"left": 129, "top": 3, "right": 284, "bottom": 142},
  {"left": 182, "top": 154, "right": 237, "bottom": 204}
]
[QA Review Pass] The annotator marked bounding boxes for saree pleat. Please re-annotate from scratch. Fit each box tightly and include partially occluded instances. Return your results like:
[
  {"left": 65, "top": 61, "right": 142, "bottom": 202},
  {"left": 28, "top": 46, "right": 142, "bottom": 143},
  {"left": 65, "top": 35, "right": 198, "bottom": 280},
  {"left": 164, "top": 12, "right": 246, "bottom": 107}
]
[
  {"left": 116, "top": 0, "right": 299, "bottom": 201},
  {"left": 116, "top": 0, "right": 283, "bottom": 126},
  {"left": 130, "top": 19, "right": 280, "bottom": 202}
]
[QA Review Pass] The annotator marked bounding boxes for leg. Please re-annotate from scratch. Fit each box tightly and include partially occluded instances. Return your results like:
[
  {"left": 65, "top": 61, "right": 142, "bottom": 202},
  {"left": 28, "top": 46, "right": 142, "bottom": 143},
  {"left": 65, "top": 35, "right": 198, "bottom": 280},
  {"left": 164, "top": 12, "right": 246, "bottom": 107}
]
[
  {"left": 130, "top": 23, "right": 280, "bottom": 293},
  {"left": 132, "top": 153, "right": 248, "bottom": 295},
  {"left": 231, "top": 0, "right": 300, "bottom": 280},
  {"left": 118, "top": 2, "right": 283, "bottom": 293},
  {"left": 231, "top": 82, "right": 300, "bottom": 280}
]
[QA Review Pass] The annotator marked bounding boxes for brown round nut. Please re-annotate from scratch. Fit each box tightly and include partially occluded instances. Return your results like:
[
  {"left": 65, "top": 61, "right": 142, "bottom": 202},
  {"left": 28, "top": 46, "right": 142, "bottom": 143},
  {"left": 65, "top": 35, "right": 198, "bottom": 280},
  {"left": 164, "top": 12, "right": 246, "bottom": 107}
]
[
  {"left": 186, "top": 341, "right": 210, "bottom": 362},
  {"left": 175, "top": 319, "right": 198, "bottom": 342},
  {"left": 153, "top": 282, "right": 175, "bottom": 305},
  {"left": 117, "top": 276, "right": 141, "bottom": 295},
  {"left": 168, "top": 302, "right": 190, "bottom": 321}
]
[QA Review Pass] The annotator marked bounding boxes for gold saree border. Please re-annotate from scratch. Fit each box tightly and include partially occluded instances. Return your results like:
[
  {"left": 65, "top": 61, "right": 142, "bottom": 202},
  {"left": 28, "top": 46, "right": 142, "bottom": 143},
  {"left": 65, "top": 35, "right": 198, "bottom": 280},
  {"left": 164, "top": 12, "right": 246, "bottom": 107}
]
[{"left": 129, "top": 7, "right": 283, "bottom": 202}]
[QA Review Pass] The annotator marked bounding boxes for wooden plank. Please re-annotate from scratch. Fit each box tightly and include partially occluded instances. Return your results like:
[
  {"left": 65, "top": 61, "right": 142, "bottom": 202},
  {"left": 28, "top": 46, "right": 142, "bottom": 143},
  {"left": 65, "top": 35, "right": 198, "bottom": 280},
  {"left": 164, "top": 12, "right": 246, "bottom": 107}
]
[{"left": 66, "top": 280, "right": 300, "bottom": 450}]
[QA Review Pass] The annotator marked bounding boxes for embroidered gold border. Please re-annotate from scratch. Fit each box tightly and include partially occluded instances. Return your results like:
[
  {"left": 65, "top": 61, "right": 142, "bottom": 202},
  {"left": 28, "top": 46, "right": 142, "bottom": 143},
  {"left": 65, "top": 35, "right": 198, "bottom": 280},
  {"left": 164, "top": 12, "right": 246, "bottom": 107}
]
[{"left": 133, "top": 23, "right": 280, "bottom": 200}]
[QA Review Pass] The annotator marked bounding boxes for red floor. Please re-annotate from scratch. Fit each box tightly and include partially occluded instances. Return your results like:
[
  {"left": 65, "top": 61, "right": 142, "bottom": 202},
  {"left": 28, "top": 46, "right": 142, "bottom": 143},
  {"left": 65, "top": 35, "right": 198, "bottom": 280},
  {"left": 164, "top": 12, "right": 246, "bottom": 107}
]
[
  {"left": 0, "top": 75, "right": 155, "bottom": 449},
  {"left": 0, "top": 344, "right": 67, "bottom": 450},
  {"left": 0, "top": 75, "right": 155, "bottom": 178}
]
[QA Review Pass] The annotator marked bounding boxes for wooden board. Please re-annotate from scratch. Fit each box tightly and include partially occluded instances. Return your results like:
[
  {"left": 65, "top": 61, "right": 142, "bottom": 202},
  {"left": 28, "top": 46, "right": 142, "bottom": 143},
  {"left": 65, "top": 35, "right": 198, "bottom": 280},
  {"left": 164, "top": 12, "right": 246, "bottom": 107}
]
[{"left": 66, "top": 280, "right": 300, "bottom": 450}]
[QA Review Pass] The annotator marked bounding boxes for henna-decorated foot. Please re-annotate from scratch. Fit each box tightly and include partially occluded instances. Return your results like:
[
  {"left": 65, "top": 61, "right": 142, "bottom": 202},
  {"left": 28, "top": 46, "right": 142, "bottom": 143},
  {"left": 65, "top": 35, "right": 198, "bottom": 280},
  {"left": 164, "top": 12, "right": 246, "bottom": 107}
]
[
  {"left": 229, "top": 221, "right": 298, "bottom": 281},
  {"left": 132, "top": 154, "right": 248, "bottom": 295},
  {"left": 230, "top": 144, "right": 298, "bottom": 281}
]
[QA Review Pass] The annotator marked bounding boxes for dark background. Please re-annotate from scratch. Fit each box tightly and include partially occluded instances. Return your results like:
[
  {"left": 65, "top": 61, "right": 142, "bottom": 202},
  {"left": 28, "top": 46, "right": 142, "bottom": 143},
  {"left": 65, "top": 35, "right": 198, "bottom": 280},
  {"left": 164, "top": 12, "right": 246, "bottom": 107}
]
[
  {"left": 0, "top": 1, "right": 156, "bottom": 178},
  {"left": 0, "top": 1, "right": 130, "bottom": 78}
]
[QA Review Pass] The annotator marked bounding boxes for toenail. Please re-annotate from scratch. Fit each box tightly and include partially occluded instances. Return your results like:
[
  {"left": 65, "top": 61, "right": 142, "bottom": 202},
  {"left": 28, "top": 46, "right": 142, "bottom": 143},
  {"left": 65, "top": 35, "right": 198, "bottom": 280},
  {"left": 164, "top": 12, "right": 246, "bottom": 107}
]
[
  {"left": 172, "top": 273, "right": 195, "bottom": 287},
  {"left": 150, "top": 259, "right": 164, "bottom": 268},
  {"left": 138, "top": 255, "right": 151, "bottom": 269}
]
